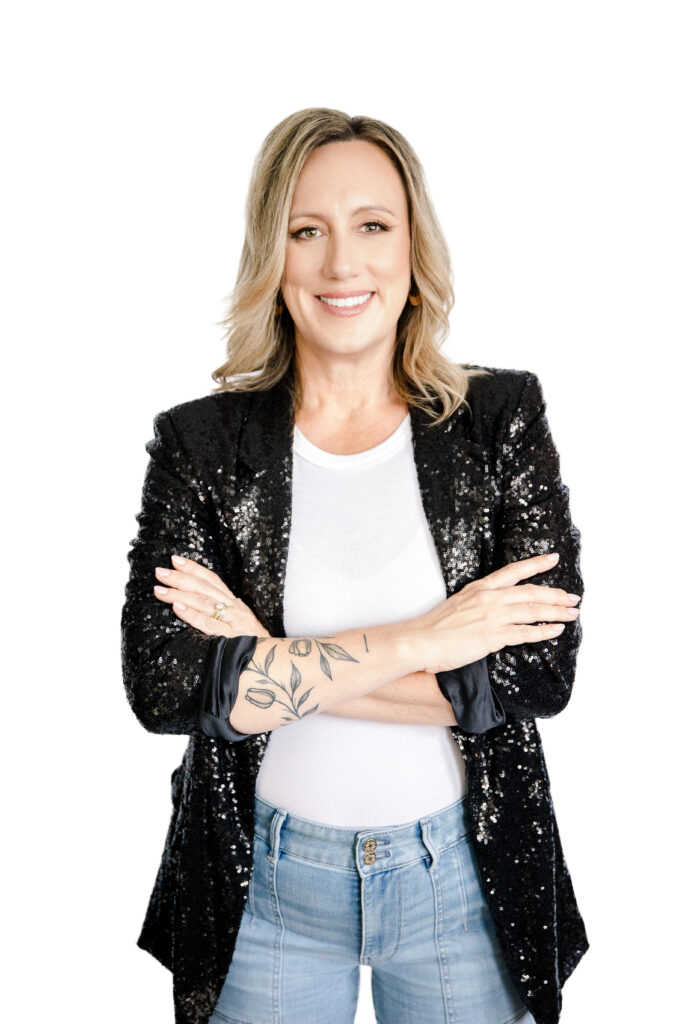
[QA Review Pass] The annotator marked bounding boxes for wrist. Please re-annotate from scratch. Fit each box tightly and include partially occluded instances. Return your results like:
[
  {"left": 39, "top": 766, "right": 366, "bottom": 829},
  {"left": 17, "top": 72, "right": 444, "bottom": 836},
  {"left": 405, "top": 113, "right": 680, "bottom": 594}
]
[{"left": 396, "top": 618, "right": 426, "bottom": 675}]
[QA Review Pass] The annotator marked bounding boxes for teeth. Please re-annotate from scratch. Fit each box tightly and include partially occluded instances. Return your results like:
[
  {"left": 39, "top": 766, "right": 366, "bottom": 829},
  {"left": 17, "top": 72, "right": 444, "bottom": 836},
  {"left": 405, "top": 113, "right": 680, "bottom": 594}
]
[{"left": 318, "top": 292, "right": 372, "bottom": 308}]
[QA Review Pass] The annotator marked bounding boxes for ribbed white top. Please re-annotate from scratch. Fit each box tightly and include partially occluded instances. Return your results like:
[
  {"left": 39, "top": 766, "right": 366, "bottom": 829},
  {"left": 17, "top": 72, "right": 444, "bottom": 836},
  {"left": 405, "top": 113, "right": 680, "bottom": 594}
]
[{"left": 254, "top": 412, "right": 467, "bottom": 827}]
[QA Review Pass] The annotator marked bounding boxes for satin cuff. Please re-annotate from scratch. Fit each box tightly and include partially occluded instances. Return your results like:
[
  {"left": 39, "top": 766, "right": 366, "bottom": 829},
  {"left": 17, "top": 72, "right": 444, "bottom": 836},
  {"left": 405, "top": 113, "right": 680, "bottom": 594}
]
[
  {"left": 436, "top": 656, "right": 507, "bottom": 734},
  {"left": 198, "top": 634, "right": 259, "bottom": 742}
]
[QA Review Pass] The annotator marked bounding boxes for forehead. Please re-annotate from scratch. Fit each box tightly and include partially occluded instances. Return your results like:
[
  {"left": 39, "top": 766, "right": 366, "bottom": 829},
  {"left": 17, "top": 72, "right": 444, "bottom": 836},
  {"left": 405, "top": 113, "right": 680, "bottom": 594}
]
[{"left": 291, "top": 139, "right": 407, "bottom": 212}]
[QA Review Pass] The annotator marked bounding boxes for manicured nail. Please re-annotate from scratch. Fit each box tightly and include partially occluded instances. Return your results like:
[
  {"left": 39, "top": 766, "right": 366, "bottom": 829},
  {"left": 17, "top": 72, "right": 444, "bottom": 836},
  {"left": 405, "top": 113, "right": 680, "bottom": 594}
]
[
  {"left": 174, "top": 601, "right": 187, "bottom": 610},
  {"left": 155, "top": 566, "right": 170, "bottom": 577},
  {"left": 154, "top": 585, "right": 168, "bottom": 594},
  {"left": 172, "top": 554, "right": 186, "bottom": 565},
  {"left": 546, "top": 552, "right": 559, "bottom": 561},
  {"left": 566, "top": 593, "right": 581, "bottom": 601}
]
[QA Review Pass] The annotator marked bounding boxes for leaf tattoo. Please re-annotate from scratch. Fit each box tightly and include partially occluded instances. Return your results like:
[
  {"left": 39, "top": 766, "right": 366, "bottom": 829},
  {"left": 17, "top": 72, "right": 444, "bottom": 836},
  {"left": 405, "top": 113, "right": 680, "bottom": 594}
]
[
  {"left": 288, "top": 635, "right": 360, "bottom": 680},
  {"left": 241, "top": 636, "right": 362, "bottom": 725}
]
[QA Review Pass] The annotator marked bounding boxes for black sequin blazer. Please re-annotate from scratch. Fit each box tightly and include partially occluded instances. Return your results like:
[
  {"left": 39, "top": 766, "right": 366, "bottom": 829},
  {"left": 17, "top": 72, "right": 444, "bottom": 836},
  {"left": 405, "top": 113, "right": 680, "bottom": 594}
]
[{"left": 121, "top": 362, "right": 589, "bottom": 1024}]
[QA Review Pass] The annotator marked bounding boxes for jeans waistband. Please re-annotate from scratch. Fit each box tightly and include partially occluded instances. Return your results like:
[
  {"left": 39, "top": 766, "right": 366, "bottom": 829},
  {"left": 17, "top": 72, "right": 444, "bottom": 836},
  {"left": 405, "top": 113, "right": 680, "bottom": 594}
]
[{"left": 252, "top": 792, "right": 474, "bottom": 876}]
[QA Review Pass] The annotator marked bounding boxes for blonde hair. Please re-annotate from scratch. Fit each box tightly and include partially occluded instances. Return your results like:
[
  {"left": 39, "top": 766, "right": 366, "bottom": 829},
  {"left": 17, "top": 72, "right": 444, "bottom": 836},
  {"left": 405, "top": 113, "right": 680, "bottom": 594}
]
[{"left": 211, "top": 107, "right": 492, "bottom": 425}]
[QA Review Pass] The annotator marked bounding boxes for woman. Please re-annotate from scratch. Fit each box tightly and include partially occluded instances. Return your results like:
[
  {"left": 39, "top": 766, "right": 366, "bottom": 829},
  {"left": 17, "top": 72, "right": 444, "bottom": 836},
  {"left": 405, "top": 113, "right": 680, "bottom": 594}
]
[{"left": 121, "top": 108, "right": 588, "bottom": 1024}]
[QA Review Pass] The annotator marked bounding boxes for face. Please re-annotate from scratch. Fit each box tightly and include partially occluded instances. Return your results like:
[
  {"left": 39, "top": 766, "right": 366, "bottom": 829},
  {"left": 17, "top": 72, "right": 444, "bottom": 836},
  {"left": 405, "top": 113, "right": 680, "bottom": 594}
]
[{"left": 282, "top": 139, "right": 412, "bottom": 362}]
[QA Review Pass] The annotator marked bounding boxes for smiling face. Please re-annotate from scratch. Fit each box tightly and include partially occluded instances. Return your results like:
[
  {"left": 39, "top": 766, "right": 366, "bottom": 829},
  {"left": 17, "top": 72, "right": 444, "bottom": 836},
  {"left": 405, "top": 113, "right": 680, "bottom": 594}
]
[{"left": 282, "top": 139, "right": 412, "bottom": 364}]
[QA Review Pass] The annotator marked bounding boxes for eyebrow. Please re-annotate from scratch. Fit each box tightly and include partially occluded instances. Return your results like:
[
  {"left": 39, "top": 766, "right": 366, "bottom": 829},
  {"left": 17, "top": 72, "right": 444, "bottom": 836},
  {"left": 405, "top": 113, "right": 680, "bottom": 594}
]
[{"left": 288, "top": 204, "right": 397, "bottom": 221}]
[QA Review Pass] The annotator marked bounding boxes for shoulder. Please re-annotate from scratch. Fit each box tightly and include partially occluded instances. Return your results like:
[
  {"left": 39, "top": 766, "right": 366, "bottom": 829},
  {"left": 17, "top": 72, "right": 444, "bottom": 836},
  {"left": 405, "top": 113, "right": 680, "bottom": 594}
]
[
  {"left": 147, "top": 389, "right": 253, "bottom": 473},
  {"left": 161, "top": 389, "right": 251, "bottom": 440},
  {"left": 462, "top": 362, "right": 537, "bottom": 405},
  {"left": 460, "top": 363, "right": 541, "bottom": 441}
]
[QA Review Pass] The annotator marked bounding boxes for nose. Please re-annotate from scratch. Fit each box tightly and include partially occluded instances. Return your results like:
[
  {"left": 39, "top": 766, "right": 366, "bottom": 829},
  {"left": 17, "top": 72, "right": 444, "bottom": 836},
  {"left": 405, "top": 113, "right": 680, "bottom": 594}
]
[{"left": 323, "top": 230, "right": 361, "bottom": 280}]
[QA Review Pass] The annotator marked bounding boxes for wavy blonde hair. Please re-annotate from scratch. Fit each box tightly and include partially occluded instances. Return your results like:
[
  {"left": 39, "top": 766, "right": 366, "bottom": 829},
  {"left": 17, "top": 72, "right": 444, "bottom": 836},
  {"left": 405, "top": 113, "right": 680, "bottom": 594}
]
[{"left": 211, "top": 107, "right": 492, "bottom": 425}]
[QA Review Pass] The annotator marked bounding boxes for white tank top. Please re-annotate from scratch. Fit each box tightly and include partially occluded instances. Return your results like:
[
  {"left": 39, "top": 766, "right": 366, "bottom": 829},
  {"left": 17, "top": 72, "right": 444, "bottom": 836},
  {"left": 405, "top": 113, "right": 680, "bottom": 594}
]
[{"left": 254, "top": 410, "right": 467, "bottom": 826}]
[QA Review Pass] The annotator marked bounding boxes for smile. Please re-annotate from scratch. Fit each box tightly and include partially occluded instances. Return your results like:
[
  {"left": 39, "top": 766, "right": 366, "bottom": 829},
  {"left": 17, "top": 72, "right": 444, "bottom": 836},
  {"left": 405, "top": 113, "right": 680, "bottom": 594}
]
[{"left": 315, "top": 292, "right": 374, "bottom": 316}]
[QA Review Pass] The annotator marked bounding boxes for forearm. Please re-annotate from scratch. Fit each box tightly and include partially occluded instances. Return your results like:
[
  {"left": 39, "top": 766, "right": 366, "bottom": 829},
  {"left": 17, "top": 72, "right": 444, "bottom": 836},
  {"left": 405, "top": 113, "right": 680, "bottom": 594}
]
[
  {"left": 326, "top": 671, "right": 457, "bottom": 726},
  {"left": 229, "top": 620, "right": 423, "bottom": 736},
  {"left": 367, "top": 671, "right": 446, "bottom": 707}
]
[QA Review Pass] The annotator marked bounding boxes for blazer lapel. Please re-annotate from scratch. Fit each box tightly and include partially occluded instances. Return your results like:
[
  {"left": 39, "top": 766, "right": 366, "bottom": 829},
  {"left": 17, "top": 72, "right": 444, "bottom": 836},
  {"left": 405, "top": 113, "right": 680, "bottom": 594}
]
[
  {"left": 225, "top": 367, "right": 496, "bottom": 637},
  {"left": 408, "top": 401, "right": 497, "bottom": 594},
  {"left": 227, "top": 368, "right": 296, "bottom": 637}
]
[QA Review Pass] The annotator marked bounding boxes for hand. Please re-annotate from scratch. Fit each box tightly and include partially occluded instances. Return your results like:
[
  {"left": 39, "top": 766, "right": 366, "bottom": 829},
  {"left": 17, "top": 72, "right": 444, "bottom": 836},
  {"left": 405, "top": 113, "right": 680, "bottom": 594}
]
[
  {"left": 413, "top": 552, "right": 581, "bottom": 675},
  {"left": 153, "top": 554, "right": 272, "bottom": 639}
]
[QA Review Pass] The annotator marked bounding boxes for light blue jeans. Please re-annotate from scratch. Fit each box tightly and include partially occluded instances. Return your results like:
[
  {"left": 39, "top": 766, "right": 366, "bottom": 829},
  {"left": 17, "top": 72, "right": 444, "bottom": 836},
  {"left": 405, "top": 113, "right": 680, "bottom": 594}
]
[{"left": 208, "top": 792, "right": 536, "bottom": 1024}]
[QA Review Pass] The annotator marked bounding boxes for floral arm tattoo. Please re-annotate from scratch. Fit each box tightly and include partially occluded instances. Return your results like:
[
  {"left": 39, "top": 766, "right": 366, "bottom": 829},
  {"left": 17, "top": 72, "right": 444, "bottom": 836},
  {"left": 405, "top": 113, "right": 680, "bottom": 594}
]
[{"left": 242, "top": 635, "right": 367, "bottom": 725}]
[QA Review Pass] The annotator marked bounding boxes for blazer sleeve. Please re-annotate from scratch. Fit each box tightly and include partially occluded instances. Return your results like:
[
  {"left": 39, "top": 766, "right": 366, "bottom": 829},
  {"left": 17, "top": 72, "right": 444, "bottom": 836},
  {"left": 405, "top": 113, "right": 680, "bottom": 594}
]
[
  {"left": 120, "top": 408, "right": 251, "bottom": 739},
  {"left": 485, "top": 370, "right": 585, "bottom": 720},
  {"left": 435, "top": 660, "right": 507, "bottom": 734}
]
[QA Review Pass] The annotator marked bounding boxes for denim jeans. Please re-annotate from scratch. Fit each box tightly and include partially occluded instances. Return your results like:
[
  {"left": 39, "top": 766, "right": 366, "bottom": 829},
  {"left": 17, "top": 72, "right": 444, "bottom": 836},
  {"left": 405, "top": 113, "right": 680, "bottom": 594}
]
[{"left": 208, "top": 791, "right": 536, "bottom": 1024}]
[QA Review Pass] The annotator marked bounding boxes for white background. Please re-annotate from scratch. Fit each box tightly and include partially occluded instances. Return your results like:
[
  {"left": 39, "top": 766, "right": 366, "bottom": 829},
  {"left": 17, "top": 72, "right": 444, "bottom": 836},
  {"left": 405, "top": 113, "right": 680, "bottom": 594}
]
[{"left": 3, "top": 1, "right": 680, "bottom": 1021}]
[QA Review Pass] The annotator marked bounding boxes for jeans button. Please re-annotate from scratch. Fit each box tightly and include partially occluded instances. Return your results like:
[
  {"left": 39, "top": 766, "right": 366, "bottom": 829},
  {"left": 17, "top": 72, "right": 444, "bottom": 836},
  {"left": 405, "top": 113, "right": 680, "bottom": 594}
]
[
  {"left": 362, "top": 838, "right": 377, "bottom": 852},
  {"left": 363, "top": 852, "right": 377, "bottom": 865}
]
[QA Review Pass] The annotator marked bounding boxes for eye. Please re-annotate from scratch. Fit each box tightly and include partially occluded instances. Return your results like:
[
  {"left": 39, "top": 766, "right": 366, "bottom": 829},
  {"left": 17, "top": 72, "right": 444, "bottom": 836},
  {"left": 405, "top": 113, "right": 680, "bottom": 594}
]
[
  {"left": 361, "top": 221, "right": 389, "bottom": 233},
  {"left": 289, "top": 226, "right": 321, "bottom": 240}
]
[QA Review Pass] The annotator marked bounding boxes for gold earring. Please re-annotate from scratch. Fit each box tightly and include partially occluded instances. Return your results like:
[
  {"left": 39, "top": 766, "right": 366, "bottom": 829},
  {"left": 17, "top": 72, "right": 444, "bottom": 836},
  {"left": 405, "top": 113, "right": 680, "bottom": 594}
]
[{"left": 408, "top": 292, "right": 422, "bottom": 306}]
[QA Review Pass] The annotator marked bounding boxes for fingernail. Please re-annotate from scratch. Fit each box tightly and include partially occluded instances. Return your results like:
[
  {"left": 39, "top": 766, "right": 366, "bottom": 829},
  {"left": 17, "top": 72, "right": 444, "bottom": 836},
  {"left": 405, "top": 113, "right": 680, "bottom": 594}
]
[
  {"left": 174, "top": 601, "right": 187, "bottom": 610},
  {"left": 546, "top": 552, "right": 559, "bottom": 561},
  {"left": 172, "top": 554, "right": 186, "bottom": 565},
  {"left": 566, "top": 593, "right": 581, "bottom": 601},
  {"left": 155, "top": 566, "right": 170, "bottom": 577},
  {"left": 154, "top": 585, "right": 168, "bottom": 594}
]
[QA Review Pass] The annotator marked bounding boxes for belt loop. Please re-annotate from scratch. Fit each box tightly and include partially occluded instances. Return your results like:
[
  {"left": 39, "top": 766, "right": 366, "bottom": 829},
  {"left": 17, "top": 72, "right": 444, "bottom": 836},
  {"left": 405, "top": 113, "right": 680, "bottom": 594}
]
[
  {"left": 419, "top": 817, "right": 439, "bottom": 871},
  {"left": 268, "top": 807, "right": 287, "bottom": 861}
]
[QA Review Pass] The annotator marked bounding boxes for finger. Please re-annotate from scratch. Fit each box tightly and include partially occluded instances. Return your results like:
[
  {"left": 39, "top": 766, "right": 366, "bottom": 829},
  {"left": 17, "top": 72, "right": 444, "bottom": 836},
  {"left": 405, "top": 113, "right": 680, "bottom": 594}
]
[
  {"left": 169, "top": 553, "right": 236, "bottom": 597},
  {"left": 501, "top": 583, "right": 581, "bottom": 606},
  {"left": 498, "top": 621, "right": 567, "bottom": 648},
  {"left": 479, "top": 552, "right": 562, "bottom": 590},
  {"left": 170, "top": 599, "right": 229, "bottom": 636},
  {"left": 503, "top": 600, "right": 580, "bottom": 625},
  {"left": 155, "top": 564, "right": 230, "bottom": 603},
  {"left": 153, "top": 583, "right": 236, "bottom": 620}
]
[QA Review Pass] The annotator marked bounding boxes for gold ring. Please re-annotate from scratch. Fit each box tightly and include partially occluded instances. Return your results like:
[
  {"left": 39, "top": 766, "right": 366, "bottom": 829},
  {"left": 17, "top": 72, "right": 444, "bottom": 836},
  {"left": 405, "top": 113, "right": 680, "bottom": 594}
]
[{"left": 211, "top": 601, "right": 227, "bottom": 620}]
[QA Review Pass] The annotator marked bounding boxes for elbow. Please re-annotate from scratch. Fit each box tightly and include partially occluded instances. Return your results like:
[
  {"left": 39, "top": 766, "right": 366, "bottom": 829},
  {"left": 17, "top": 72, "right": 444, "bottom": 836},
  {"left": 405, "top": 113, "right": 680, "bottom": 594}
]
[
  {"left": 122, "top": 660, "right": 199, "bottom": 736},
  {"left": 120, "top": 629, "right": 215, "bottom": 736},
  {"left": 131, "top": 704, "right": 170, "bottom": 735},
  {"left": 542, "top": 677, "right": 575, "bottom": 719},
  {"left": 123, "top": 675, "right": 160, "bottom": 733},
  {"left": 487, "top": 653, "right": 579, "bottom": 722},
  {"left": 493, "top": 690, "right": 572, "bottom": 723},
  {"left": 124, "top": 682, "right": 190, "bottom": 736},
  {"left": 528, "top": 684, "right": 574, "bottom": 721},
  {"left": 496, "top": 671, "right": 576, "bottom": 722}
]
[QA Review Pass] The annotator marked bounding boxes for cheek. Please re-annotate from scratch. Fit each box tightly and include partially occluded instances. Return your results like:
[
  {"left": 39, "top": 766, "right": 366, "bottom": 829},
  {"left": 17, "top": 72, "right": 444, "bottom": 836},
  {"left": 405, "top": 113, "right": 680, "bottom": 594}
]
[
  {"left": 375, "top": 236, "right": 412, "bottom": 281},
  {"left": 376, "top": 255, "right": 411, "bottom": 300},
  {"left": 283, "top": 244, "right": 314, "bottom": 287}
]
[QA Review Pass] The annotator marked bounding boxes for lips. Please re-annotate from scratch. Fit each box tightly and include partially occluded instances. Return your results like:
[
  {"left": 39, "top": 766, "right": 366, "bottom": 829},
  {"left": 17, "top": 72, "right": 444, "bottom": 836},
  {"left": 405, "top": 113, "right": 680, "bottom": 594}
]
[{"left": 317, "top": 291, "right": 375, "bottom": 299}]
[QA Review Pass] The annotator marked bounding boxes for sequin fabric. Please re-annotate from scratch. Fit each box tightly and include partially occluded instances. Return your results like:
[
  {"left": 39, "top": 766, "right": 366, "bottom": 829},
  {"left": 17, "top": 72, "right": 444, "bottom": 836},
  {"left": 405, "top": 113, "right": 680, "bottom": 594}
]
[{"left": 120, "top": 362, "right": 589, "bottom": 1024}]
